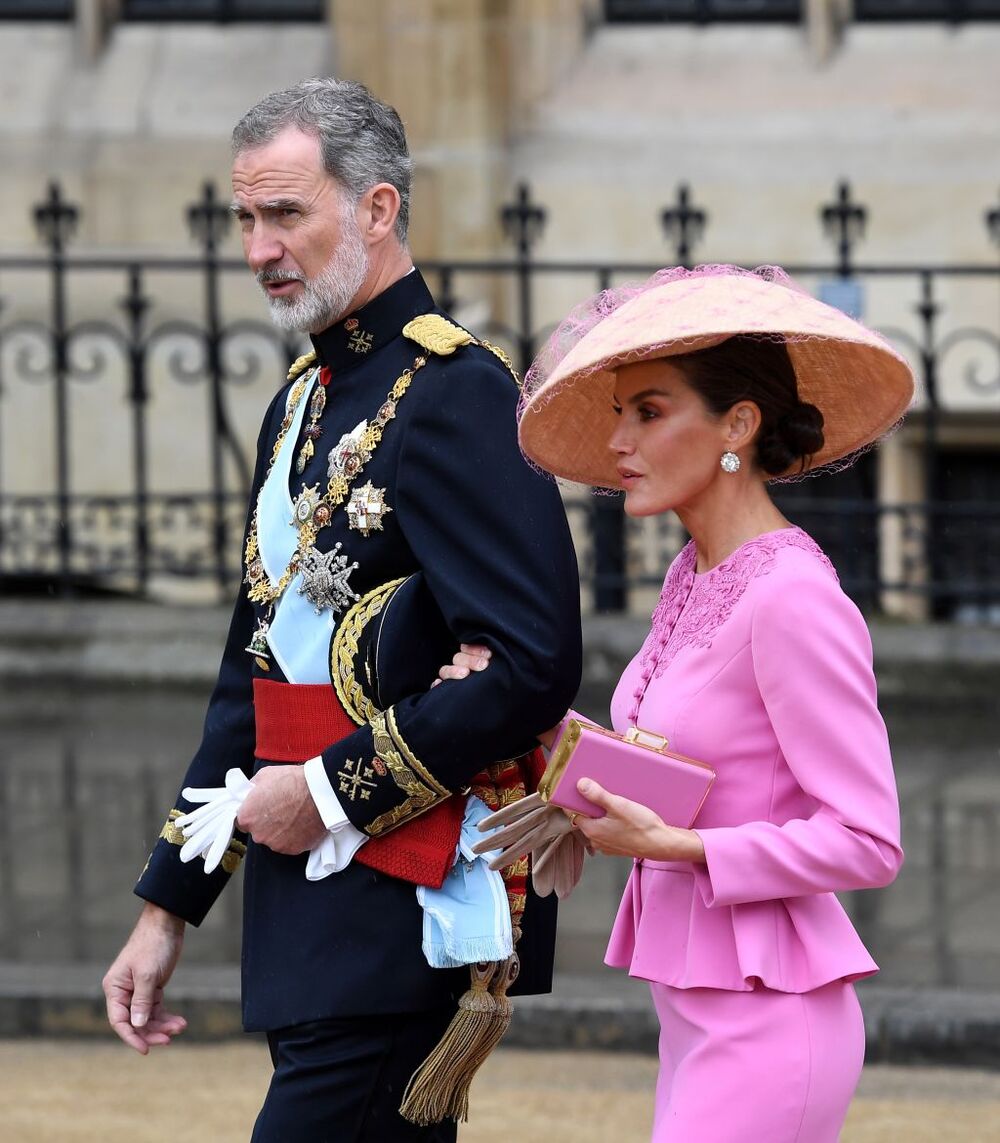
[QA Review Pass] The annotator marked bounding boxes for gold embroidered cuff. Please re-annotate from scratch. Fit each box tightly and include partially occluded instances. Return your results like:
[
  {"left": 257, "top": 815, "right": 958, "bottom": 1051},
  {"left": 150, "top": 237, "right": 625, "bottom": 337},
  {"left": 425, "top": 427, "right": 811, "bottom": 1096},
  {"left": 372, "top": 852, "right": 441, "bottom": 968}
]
[
  {"left": 365, "top": 710, "right": 450, "bottom": 837},
  {"left": 159, "top": 809, "right": 246, "bottom": 874}
]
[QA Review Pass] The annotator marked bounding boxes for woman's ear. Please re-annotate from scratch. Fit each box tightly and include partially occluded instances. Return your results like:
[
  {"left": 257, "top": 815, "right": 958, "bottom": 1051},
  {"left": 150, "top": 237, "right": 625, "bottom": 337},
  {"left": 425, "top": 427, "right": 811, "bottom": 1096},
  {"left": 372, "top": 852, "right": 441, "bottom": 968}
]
[{"left": 725, "top": 400, "right": 762, "bottom": 452}]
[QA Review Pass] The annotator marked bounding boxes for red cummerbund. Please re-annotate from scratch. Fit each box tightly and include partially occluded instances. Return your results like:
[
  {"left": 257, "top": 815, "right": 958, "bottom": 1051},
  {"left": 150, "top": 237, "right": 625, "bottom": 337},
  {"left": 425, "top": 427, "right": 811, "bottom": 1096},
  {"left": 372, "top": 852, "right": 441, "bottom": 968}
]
[{"left": 252, "top": 677, "right": 464, "bottom": 890}]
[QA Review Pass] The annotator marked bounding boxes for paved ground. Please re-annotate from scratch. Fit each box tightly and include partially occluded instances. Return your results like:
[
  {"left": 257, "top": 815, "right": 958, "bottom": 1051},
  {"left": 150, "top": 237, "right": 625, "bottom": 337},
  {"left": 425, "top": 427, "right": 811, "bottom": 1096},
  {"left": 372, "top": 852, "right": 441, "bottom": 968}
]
[{"left": 2, "top": 1041, "right": 999, "bottom": 1142}]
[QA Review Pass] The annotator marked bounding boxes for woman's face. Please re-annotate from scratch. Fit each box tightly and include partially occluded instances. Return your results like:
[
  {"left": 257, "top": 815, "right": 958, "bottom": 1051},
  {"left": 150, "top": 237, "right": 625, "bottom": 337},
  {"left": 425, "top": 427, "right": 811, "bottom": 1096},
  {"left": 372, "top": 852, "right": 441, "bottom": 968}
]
[{"left": 608, "top": 358, "right": 730, "bottom": 517}]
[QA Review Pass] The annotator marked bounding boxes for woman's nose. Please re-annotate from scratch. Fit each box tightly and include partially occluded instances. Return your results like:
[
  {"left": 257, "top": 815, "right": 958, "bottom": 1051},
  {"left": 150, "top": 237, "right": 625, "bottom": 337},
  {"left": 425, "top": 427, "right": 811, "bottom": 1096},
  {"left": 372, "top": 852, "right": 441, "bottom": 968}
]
[{"left": 608, "top": 423, "right": 634, "bottom": 455}]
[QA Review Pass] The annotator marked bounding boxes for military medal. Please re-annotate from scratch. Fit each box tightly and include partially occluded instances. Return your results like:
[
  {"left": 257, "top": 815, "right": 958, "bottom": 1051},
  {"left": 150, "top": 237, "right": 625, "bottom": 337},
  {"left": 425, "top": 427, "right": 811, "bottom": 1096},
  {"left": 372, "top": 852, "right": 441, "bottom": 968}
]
[
  {"left": 347, "top": 482, "right": 392, "bottom": 536},
  {"left": 297, "top": 542, "right": 360, "bottom": 615},
  {"left": 243, "top": 323, "right": 460, "bottom": 615},
  {"left": 245, "top": 617, "right": 271, "bottom": 659},
  {"left": 292, "top": 484, "right": 322, "bottom": 528},
  {"left": 295, "top": 367, "right": 330, "bottom": 474},
  {"left": 245, "top": 617, "right": 273, "bottom": 668},
  {"left": 327, "top": 421, "right": 368, "bottom": 480}
]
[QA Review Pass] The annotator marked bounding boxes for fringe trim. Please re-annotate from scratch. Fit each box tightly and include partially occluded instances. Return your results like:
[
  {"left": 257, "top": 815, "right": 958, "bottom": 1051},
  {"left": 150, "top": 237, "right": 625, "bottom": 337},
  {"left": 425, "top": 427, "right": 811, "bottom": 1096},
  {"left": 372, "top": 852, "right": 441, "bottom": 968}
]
[{"left": 399, "top": 954, "right": 520, "bottom": 1126}]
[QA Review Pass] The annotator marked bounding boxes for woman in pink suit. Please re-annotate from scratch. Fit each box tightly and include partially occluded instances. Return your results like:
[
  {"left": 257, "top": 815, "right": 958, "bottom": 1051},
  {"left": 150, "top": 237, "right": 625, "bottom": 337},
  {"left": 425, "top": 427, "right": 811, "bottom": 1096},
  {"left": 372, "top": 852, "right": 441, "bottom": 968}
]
[{"left": 444, "top": 266, "right": 914, "bottom": 1141}]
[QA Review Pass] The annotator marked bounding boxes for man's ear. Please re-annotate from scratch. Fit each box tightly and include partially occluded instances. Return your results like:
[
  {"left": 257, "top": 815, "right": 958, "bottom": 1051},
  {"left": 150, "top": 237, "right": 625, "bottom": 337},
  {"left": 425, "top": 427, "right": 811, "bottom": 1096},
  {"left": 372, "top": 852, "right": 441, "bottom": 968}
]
[{"left": 360, "top": 183, "right": 401, "bottom": 244}]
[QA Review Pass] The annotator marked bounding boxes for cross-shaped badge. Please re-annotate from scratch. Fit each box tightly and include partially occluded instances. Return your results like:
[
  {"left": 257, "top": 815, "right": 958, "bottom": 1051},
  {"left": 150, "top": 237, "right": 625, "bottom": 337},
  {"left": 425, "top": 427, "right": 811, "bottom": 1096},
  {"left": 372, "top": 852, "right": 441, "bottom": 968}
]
[
  {"left": 347, "top": 329, "right": 374, "bottom": 354},
  {"left": 337, "top": 758, "right": 377, "bottom": 802},
  {"left": 347, "top": 482, "right": 392, "bottom": 537}
]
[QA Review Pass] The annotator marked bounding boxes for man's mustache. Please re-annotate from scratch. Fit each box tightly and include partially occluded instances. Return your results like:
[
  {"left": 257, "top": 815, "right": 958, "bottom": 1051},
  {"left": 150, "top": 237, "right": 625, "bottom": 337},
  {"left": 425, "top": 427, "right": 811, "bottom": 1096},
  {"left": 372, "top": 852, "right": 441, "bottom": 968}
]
[{"left": 257, "top": 269, "right": 306, "bottom": 286}]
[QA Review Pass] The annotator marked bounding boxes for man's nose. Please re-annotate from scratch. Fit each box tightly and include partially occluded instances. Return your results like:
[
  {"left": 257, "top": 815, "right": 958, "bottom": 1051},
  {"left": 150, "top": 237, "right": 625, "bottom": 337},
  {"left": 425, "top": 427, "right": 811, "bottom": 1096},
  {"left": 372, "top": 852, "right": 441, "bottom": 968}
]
[{"left": 245, "top": 227, "right": 285, "bottom": 274}]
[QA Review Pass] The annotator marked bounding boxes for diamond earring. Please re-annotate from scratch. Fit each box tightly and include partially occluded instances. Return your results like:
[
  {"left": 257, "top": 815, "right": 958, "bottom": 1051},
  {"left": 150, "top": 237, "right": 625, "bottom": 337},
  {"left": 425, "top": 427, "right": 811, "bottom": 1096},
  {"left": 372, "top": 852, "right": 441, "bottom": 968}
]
[{"left": 720, "top": 451, "right": 741, "bottom": 473}]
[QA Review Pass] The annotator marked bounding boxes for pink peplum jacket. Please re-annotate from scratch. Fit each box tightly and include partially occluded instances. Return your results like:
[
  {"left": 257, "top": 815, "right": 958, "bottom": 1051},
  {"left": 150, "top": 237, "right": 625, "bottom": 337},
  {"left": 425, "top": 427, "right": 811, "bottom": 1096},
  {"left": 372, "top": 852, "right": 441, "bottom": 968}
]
[{"left": 605, "top": 527, "right": 903, "bottom": 994}]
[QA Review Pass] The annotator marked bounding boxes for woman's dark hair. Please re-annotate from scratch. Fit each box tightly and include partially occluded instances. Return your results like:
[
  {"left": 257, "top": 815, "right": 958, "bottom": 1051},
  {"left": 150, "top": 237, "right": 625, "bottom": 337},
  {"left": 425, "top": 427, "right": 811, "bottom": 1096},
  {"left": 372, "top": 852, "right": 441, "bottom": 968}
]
[{"left": 671, "top": 334, "right": 825, "bottom": 475}]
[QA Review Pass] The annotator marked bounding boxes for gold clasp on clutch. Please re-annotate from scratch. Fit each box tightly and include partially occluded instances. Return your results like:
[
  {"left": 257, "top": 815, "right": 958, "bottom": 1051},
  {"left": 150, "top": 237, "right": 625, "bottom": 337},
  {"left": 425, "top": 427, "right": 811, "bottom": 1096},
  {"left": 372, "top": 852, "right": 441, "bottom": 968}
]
[{"left": 625, "top": 727, "right": 669, "bottom": 752}]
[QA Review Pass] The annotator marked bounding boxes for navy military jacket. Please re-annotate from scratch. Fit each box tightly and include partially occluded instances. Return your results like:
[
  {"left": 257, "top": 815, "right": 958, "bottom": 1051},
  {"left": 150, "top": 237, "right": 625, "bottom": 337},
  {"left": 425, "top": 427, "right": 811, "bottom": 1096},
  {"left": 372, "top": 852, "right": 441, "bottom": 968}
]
[{"left": 135, "top": 271, "right": 582, "bottom": 1031}]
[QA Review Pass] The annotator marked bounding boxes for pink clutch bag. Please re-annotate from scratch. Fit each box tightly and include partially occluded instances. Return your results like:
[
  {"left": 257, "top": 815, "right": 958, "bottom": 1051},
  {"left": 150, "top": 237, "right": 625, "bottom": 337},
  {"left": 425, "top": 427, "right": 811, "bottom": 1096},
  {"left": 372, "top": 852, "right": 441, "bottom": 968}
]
[{"left": 537, "top": 720, "right": 715, "bottom": 827}]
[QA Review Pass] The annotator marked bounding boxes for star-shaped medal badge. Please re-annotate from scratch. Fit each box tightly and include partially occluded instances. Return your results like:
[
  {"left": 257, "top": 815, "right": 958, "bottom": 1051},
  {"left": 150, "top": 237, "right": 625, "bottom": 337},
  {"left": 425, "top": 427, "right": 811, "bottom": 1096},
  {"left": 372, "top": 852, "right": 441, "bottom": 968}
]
[
  {"left": 347, "top": 482, "right": 392, "bottom": 537},
  {"left": 291, "top": 484, "right": 322, "bottom": 528},
  {"left": 297, "top": 542, "right": 360, "bottom": 615}
]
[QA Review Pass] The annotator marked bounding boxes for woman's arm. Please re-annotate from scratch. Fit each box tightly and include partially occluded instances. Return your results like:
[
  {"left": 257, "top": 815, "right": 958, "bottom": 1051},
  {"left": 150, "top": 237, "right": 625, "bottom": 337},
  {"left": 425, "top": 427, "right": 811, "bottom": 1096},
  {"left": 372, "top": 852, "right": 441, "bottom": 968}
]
[{"left": 695, "top": 571, "right": 903, "bottom": 907}]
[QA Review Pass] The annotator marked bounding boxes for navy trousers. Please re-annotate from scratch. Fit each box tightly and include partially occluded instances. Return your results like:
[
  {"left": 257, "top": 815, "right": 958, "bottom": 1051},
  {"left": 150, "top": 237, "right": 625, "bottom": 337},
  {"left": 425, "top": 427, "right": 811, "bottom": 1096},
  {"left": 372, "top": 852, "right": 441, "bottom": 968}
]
[{"left": 251, "top": 1008, "right": 460, "bottom": 1143}]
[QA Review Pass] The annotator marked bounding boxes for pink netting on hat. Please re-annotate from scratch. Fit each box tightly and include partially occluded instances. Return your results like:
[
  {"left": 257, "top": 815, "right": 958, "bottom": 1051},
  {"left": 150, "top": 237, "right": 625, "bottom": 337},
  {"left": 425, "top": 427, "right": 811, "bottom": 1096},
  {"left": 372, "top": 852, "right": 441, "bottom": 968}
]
[
  {"left": 519, "top": 264, "right": 802, "bottom": 421},
  {"left": 517, "top": 263, "right": 908, "bottom": 489}
]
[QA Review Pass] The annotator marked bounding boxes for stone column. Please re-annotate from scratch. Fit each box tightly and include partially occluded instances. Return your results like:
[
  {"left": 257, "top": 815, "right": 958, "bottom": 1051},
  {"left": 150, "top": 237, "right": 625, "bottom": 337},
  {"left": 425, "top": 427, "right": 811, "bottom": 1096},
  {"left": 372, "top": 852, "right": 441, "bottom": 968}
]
[
  {"left": 76, "top": 0, "right": 121, "bottom": 63},
  {"left": 805, "top": 0, "right": 851, "bottom": 65},
  {"left": 328, "top": 0, "right": 593, "bottom": 261}
]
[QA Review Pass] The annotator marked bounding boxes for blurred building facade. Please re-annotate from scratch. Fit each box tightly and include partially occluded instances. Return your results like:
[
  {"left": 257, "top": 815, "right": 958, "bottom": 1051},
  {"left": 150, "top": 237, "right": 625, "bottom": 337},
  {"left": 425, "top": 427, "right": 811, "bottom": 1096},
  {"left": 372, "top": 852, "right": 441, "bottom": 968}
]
[{"left": 0, "top": 0, "right": 998, "bottom": 616}]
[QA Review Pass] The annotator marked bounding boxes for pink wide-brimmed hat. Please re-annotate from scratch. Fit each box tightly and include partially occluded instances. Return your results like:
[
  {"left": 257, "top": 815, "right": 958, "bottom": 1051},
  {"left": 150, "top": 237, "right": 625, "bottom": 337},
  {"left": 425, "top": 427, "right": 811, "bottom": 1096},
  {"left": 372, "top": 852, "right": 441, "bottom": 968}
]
[{"left": 517, "top": 265, "right": 915, "bottom": 487}]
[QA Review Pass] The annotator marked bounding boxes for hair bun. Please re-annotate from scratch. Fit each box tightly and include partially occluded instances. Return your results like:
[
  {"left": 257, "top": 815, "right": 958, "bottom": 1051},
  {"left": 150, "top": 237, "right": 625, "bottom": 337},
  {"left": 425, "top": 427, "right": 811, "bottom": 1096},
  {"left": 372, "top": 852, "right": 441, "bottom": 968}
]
[{"left": 757, "top": 401, "right": 825, "bottom": 475}]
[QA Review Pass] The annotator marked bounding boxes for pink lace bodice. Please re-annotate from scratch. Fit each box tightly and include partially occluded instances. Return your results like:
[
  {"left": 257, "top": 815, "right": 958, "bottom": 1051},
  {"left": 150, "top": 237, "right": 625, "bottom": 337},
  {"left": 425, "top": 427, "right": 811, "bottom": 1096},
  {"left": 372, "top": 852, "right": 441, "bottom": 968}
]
[{"left": 628, "top": 527, "right": 838, "bottom": 724}]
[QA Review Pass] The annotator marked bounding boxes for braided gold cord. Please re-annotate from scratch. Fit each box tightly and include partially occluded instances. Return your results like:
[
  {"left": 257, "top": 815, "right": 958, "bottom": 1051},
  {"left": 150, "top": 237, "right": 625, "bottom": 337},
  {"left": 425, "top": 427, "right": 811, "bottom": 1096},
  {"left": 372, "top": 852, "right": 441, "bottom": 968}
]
[{"left": 330, "top": 577, "right": 407, "bottom": 724}]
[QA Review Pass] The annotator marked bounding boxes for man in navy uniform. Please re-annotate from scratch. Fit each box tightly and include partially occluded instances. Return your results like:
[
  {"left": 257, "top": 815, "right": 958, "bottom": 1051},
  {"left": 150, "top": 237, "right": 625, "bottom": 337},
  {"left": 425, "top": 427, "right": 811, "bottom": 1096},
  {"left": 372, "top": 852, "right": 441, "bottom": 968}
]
[{"left": 101, "top": 78, "right": 581, "bottom": 1141}]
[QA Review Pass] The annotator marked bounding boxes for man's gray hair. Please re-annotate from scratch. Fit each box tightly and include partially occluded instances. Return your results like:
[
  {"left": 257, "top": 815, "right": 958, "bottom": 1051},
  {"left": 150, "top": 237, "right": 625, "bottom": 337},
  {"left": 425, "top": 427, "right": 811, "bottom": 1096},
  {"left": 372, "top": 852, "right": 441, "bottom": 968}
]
[{"left": 232, "top": 78, "right": 412, "bottom": 243}]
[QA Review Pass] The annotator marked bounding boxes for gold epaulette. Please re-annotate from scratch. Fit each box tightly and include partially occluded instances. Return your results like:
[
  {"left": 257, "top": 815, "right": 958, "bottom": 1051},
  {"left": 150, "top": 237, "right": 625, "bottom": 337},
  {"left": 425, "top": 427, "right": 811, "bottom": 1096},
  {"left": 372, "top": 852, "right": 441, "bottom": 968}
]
[
  {"left": 286, "top": 350, "right": 317, "bottom": 380},
  {"left": 403, "top": 314, "right": 474, "bottom": 356},
  {"left": 403, "top": 314, "right": 521, "bottom": 387}
]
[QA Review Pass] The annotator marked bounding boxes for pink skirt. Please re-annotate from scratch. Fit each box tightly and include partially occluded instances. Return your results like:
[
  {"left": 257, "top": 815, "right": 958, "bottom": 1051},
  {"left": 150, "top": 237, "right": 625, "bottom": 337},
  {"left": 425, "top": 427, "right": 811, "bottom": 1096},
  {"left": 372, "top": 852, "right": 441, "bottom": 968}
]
[{"left": 649, "top": 979, "right": 865, "bottom": 1142}]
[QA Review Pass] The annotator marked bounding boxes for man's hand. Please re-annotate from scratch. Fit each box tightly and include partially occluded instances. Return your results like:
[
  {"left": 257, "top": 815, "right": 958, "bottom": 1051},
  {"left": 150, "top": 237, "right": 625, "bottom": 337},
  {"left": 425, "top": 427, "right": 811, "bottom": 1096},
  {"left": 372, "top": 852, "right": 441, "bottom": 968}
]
[
  {"left": 103, "top": 902, "right": 187, "bottom": 1055},
  {"left": 237, "top": 765, "right": 327, "bottom": 854}
]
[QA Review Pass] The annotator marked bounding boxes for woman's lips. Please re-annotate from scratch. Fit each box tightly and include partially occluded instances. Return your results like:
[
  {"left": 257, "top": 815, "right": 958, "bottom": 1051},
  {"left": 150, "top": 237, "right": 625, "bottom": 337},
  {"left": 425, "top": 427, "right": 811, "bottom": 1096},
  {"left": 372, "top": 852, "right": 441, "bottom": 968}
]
[{"left": 618, "top": 468, "right": 643, "bottom": 486}]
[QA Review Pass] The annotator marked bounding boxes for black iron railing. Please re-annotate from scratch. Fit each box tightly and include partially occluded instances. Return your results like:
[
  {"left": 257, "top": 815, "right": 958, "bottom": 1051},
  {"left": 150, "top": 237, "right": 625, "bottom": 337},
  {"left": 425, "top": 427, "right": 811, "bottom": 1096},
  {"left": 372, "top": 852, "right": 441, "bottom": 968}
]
[
  {"left": 604, "top": 0, "right": 1000, "bottom": 20},
  {"left": 0, "top": 179, "right": 998, "bottom": 614},
  {"left": 121, "top": 0, "right": 324, "bottom": 20}
]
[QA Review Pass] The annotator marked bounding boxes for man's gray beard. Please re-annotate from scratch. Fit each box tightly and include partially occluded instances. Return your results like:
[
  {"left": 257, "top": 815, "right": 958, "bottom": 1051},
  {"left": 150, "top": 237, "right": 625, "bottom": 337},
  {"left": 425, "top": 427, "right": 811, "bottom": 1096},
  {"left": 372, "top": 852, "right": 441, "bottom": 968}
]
[{"left": 261, "top": 220, "right": 369, "bottom": 335}]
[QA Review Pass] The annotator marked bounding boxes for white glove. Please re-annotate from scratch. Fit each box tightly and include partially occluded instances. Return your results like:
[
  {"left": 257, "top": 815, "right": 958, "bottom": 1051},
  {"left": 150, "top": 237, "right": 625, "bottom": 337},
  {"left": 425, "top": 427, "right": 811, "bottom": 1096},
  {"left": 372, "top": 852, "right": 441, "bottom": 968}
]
[
  {"left": 176, "top": 768, "right": 252, "bottom": 873},
  {"left": 176, "top": 765, "right": 366, "bottom": 880}
]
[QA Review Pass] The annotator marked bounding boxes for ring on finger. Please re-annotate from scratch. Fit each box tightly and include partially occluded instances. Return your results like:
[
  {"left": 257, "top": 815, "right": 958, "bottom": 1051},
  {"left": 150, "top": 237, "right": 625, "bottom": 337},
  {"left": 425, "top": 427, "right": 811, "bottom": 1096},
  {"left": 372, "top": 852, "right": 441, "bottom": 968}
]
[{"left": 568, "top": 812, "right": 580, "bottom": 829}]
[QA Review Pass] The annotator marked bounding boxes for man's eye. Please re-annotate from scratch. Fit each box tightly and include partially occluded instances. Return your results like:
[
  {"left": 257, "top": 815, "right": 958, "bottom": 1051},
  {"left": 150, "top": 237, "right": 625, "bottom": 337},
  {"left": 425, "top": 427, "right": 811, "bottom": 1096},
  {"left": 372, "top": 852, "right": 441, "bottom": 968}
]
[{"left": 611, "top": 403, "right": 623, "bottom": 417}]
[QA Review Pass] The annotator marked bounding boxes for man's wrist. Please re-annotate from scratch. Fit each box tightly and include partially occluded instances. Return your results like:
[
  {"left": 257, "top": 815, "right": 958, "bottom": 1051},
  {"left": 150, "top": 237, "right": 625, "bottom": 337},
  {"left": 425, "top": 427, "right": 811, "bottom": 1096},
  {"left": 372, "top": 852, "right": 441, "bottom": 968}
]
[{"left": 139, "top": 901, "right": 186, "bottom": 935}]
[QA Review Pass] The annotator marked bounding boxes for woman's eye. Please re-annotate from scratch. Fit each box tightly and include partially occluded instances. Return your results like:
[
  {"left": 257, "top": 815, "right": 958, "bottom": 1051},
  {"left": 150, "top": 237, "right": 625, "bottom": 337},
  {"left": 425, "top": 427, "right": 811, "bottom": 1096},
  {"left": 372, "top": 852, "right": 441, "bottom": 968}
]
[{"left": 638, "top": 405, "right": 658, "bottom": 421}]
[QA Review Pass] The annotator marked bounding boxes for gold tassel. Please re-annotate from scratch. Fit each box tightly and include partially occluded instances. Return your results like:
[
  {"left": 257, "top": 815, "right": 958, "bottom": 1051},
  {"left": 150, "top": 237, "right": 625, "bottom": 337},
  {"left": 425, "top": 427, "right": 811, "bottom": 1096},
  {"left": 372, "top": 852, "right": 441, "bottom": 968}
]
[{"left": 399, "top": 953, "right": 520, "bottom": 1126}]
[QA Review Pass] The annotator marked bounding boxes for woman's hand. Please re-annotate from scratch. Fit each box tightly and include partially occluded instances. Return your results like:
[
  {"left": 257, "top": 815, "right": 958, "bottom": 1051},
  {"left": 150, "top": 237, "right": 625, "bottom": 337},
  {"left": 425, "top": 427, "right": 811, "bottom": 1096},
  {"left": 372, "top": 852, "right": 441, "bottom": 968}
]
[
  {"left": 572, "top": 778, "right": 706, "bottom": 864},
  {"left": 431, "top": 643, "right": 492, "bottom": 687}
]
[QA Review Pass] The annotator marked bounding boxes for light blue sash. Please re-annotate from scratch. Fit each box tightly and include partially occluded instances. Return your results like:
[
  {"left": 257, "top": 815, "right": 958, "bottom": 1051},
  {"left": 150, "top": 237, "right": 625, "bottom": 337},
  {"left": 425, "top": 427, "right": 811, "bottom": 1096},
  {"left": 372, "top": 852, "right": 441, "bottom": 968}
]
[
  {"left": 416, "top": 797, "right": 514, "bottom": 968},
  {"left": 257, "top": 370, "right": 335, "bottom": 684}
]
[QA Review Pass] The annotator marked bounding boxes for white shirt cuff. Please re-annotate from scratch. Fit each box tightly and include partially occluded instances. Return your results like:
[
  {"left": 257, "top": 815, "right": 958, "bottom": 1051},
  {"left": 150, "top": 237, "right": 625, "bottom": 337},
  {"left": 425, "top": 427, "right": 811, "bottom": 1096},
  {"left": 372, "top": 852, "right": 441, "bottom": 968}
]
[{"left": 302, "top": 756, "right": 368, "bottom": 878}]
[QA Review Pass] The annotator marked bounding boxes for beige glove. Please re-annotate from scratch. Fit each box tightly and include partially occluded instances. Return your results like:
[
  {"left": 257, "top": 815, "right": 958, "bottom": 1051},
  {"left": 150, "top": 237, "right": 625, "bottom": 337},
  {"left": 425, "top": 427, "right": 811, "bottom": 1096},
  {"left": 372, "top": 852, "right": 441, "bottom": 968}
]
[
  {"left": 472, "top": 793, "right": 587, "bottom": 899},
  {"left": 530, "top": 828, "right": 588, "bottom": 899}
]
